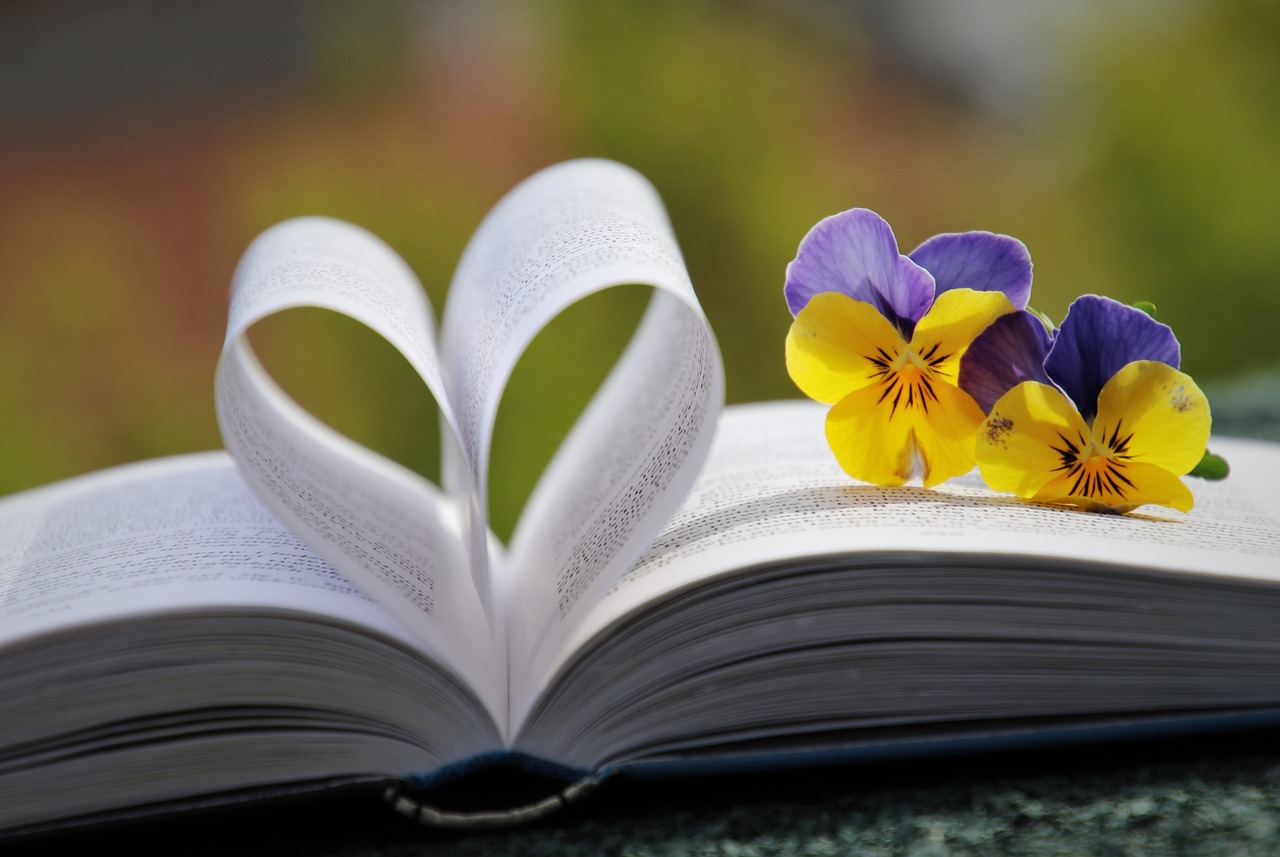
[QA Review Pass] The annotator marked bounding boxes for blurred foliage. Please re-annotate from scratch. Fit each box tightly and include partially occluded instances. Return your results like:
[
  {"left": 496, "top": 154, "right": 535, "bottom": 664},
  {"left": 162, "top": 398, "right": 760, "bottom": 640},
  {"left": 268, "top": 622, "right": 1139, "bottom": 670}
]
[
  {"left": 1076, "top": 0, "right": 1280, "bottom": 379},
  {"left": 0, "top": 196, "right": 218, "bottom": 490},
  {"left": 1, "top": 0, "right": 1278, "bottom": 542},
  {"left": 546, "top": 0, "right": 844, "bottom": 404}
]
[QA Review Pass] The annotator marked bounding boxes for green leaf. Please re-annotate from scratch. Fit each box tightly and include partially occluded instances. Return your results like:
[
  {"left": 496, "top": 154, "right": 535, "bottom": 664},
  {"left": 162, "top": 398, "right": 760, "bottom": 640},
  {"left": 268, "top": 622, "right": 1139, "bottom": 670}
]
[
  {"left": 1188, "top": 449, "right": 1230, "bottom": 480},
  {"left": 1132, "top": 300, "right": 1158, "bottom": 318},
  {"left": 1026, "top": 306, "right": 1055, "bottom": 331}
]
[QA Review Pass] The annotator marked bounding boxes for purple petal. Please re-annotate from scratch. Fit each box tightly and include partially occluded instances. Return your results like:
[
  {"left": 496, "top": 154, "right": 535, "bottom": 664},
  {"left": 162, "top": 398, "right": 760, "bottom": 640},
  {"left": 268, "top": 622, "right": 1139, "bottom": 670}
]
[
  {"left": 909, "top": 231, "right": 1033, "bottom": 309},
  {"left": 958, "top": 311, "right": 1054, "bottom": 414},
  {"left": 1044, "top": 295, "right": 1181, "bottom": 422},
  {"left": 784, "top": 208, "right": 935, "bottom": 332}
]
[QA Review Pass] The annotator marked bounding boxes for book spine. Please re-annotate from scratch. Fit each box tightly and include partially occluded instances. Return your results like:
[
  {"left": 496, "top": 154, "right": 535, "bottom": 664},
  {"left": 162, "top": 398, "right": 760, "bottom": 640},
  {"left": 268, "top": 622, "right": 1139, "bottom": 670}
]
[
  {"left": 384, "top": 777, "right": 600, "bottom": 828},
  {"left": 387, "top": 751, "right": 596, "bottom": 828}
]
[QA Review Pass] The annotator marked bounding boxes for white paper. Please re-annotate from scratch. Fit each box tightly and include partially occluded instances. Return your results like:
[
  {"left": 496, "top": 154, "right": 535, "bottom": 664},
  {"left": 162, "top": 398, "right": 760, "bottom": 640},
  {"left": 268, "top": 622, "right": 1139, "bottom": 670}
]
[
  {"left": 518, "top": 399, "right": 1280, "bottom": 729},
  {"left": 213, "top": 167, "right": 724, "bottom": 733},
  {"left": 0, "top": 454, "right": 409, "bottom": 648},
  {"left": 505, "top": 292, "right": 721, "bottom": 710},
  {"left": 436, "top": 161, "right": 723, "bottom": 724},
  {"left": 224, "top": 217, "right": 448, "bottom": 406},
  {"left": 216, "top": 217, "right": 501, "bottom": 713},
  {"left": 217, "top": 341, "right": 501, "bottom": 716}
]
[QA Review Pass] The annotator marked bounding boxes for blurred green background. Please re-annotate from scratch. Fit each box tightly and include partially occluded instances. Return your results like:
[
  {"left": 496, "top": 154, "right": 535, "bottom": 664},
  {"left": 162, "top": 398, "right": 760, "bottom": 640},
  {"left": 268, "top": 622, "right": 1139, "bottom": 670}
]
[{"left": 1, "top": 0, "right": 1277, "bottom": 538}]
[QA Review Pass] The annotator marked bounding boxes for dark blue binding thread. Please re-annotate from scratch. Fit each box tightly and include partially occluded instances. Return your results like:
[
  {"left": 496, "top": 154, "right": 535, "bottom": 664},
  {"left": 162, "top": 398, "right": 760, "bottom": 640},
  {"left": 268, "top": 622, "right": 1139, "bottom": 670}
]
[{"left": 384, "top": 752, "right": 598, "bottom": 828}]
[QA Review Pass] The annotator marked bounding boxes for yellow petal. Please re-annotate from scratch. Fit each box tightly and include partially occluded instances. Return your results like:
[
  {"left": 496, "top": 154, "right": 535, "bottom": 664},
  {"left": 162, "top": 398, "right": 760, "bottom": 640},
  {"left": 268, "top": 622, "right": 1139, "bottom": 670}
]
[
  {"left": 909, "top": 288, "right": 1017, "bottom": 381},
  {"left": 1031, "top": 459, "right": 1195, "bottom": 514},
  {"left": 825, "top": 365, "right": 985, "bottom": 487},
  {"left": 979, "top": 372, "right": 1201, "bottom": 514},
  {"left": 976, "top": 382, "right": 1092, "bottom": 499},
  {"left": 825, "top": 383, "right": 918, "bottom": 485},
  {"left": 1093, "top": 361, "right": 1211, "bottom": 475},
  {"left": 913, "top": 378, "right": 988, "bottom": 487},
  {"left": 786, "top": 292, "right": 906, "bottom": 404}
]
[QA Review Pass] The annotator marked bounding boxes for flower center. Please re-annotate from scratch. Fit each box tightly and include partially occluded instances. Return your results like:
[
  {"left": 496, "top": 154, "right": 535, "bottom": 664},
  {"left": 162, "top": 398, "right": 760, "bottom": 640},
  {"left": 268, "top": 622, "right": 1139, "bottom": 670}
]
[
  {"left": 866, "top": 341, "right": 952, "bottom": 419},
  {"left": 1050, "top": 419, "right": 1137, "bottom": 500}
]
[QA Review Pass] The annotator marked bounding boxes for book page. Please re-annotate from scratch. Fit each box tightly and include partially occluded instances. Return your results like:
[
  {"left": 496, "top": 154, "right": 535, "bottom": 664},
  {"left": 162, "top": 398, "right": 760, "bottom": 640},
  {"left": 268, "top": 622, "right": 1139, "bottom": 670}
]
[
  {"left": 516, "top": 399, "right": 1280, "bottom": 726},
  {"left": 225, "top": 217, "right": 450, "bottom": 406},
  {"left": 217, "top": 341, "right": 499, "bottom": 712},
  {"left": 505, "top": 291, "right": 721, "bottom": 700},
  {"left": 0, "top": 455, "right": 508, "bottom": 831},
  {"left": 437, "top": 160, "right": 723, "bottom": 721},
  {"left": 0, "top": 453, "right": 407, "bottom": 648},
  {"left": 216, "top": 218, "right": 499, "bottom": 706}
]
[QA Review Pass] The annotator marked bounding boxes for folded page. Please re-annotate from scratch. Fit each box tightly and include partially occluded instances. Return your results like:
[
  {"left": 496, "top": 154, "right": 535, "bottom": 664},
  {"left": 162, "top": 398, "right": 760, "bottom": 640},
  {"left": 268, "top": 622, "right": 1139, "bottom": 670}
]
[
  {"left": 216, "top": 219, "right": 499, "bottom": 713},
  {"left": 437, "top": 160, "right": 722, "bottom": 727}
]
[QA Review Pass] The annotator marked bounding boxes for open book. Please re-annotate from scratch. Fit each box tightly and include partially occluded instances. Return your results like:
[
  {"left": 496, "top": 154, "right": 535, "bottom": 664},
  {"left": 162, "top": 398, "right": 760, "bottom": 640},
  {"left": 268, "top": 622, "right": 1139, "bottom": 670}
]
[{"left": 4, "top": 160, "right": 1280, "bottom": 835}]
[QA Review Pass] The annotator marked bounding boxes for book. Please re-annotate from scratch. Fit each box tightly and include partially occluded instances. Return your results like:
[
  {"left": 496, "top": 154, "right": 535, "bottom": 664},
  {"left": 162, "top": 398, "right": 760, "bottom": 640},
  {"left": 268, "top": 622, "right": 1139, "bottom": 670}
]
[{"left": 3, "top": 158, "right": 1280, "bottom": 835}]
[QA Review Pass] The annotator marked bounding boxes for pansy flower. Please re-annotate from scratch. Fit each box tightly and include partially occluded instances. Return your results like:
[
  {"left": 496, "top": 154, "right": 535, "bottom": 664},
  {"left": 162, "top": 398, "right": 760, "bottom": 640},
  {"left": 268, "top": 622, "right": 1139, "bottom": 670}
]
[
  {"left": 785, "top": 209, "right": 1031, "bottom": 486},
  {"left": 960, "top": 295, "right": 1211, "bottom": 513}
]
